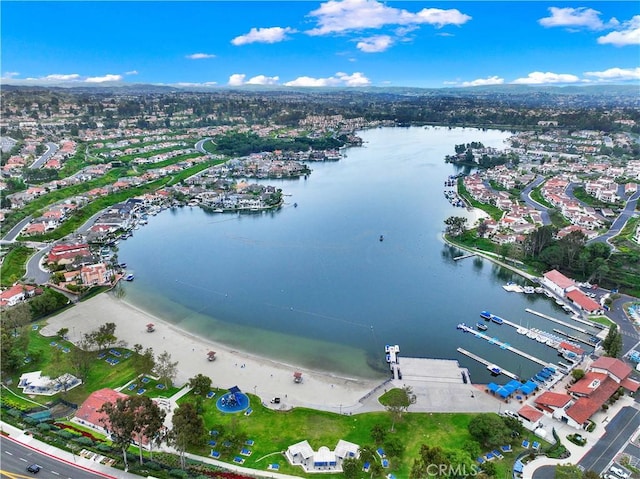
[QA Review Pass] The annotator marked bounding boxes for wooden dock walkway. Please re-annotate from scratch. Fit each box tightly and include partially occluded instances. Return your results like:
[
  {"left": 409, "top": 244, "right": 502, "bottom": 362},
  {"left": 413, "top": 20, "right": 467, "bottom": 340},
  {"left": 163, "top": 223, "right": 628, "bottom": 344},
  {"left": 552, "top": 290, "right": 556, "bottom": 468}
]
[
  {"left": 453, "top": 253, "right": 475, "bottom": 261},
  {"left": 457, "top": 323, "right": 549, "bottom": 367},
  {"left": 525, "top": 308, "right": 590, "bottom": 333},
  {"left": 456, "top": 348, "right": 519, "bottom": 380}
]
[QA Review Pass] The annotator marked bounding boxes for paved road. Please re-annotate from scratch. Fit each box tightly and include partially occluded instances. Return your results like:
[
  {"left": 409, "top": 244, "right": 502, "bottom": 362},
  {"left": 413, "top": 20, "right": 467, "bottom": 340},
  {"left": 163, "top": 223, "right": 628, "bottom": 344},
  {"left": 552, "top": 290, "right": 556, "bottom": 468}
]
[
  {"left": 607, "top": 292, "right": 640, "bottom": 355},
  {"left": 24, "top": 244, "right": 52, "bottom": 284},
  {"left": 520, "top": 175, "right": 551, "bottom": 225},
  {"left": 589, "top": 190, "right": 640, "bottom": 245},
  {"left": 1, "top": 216, "right": 34, "bottom": 242},
  {"left": 29, "top": 142, "right": 58, "bottom": 169},
  {"left": 0, "top": 436, "right": 114, "bottom": 479},
  {"left": 195, "top": 137, "right": 213, "bottom": 154},
  {"left": 578, "top": 406, "right": 640, "bottom": 474}
]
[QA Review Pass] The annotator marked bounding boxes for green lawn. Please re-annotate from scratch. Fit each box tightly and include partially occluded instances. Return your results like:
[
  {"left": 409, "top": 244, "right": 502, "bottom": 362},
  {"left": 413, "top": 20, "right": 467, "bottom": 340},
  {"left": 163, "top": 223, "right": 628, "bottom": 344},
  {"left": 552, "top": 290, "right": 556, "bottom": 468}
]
[{"left": 0, "top": 245, "right": 35, "bottom": 286}]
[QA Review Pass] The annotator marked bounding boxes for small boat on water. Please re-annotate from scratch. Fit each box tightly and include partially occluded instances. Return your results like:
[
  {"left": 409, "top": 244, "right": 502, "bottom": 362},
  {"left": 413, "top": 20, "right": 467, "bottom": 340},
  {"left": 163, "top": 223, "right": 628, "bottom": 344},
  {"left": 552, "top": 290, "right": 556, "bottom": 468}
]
[
  {"left": 523, "top": 286, "right": 535, "bottom": 294},
  {"left": 476, "top": 322, "right": 488, "bottom": 331},
  {"left": 125, "top": 274, "right": 135, "bottom": 281},
  {"left": 517, "top": 327, "right": 527, "bottom": 335},
  {"left": 480, "top": 311, "right": 492, "bottom": 320},
  {"left": 487, "top": 364, "right": 502, "bottom": 375},
  {"left": 490, "top": 314, "right": 504, "bottom": 325},
  {"left": 379, "top": 235, "right": 384, "bottom": 242}
]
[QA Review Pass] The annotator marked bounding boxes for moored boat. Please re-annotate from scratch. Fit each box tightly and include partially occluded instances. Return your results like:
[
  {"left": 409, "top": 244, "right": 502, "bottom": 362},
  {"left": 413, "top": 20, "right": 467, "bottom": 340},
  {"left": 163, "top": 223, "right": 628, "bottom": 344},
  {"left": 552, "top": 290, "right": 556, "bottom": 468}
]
[
  {"left": 490, "top": 314, "right": 504, "bottom": 325},
  {"left": 487, "top": 364, "right": 501, "bottom": 375},
  {"left": 476, "top": 322, "right": 488, "bottom": 331},
  {"left": 480, "top": 311, "right": 492, "bottom": 320}
]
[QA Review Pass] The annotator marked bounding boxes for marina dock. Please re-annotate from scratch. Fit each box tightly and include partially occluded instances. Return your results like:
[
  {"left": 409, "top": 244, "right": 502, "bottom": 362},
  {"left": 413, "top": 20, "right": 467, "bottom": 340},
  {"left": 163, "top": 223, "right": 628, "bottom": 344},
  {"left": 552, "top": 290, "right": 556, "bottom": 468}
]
[
  {"left": 552, "top": 328, "right": 595, "bottom": 347},
  {"left": 457, "top": 323, "right": 549, "bottom": 367},
  {"left": 456, "top": 347, "right": 519, "bottom": 380},
  {"left": 525, "top": 308, "right": 590, "bottom": 334},
  {"left": 453, "top": 253, "right": 475, "bottom": 261}
]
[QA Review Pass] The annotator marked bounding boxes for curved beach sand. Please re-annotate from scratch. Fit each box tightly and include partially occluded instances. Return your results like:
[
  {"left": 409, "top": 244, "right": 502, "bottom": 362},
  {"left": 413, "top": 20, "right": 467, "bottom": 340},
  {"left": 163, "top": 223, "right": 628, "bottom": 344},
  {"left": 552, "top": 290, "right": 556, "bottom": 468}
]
[{"left": 40, "top": 294, "right": 384, "bottom": 412}]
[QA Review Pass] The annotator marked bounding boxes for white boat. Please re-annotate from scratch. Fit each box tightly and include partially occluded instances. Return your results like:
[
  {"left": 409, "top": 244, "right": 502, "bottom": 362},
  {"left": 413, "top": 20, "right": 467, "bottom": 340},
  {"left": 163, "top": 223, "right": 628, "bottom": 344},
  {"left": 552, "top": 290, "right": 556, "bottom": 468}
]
[
  {"left": 527, "top": 331, "right": 539, "bottom": 340},
  {"left": 517, "top": 327, "right": 528, "bottom": 335},
  {"left": 523, "top": 286, "right": 535, "bottom": 294},
  {"left": 125, "top": 274, "right": 134, "bottom": 281},
  {"left": 487, "top": 364, "right": 501, "bottom": 375}
]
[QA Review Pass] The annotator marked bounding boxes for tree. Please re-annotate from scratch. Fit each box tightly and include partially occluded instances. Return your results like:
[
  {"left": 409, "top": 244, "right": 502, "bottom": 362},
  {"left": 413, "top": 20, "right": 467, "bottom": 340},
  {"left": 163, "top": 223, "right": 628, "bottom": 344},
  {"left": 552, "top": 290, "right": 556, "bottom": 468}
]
[
  {"left": 132, "top": 346, "right": 155, "bottom": 377},
  {"left": 444, "top": 216, "right": 468, "bottom": 237},
  {"left": 88, "top": 322, "right": 117, "bottom": 351},
  {"left": 385, "top": 386, "right": 416, "bottom": 432},
  {"left": 468, "top": 413, "right": 512, "bottom": 448},
  {"left": 171, "top": 402, "right": 205, "bottom": 469},
  {"left": 476, "top": 220, "right": 489, "bottom": 238},
  {"left": 524, "top": 225, "right": 557, "bottom": 258},
  {"left": 188, "top": 374, "right": 212, "bottom": 396},
  {"left": 602, "top": 325, "right": 622, "bottom": 358},
  {"left": 57, "top": 327, "right": 69, "bottom": 339},
  {"left": 342, "top": 457, "right": 360, "bottom": 479},
  {"left": 69, "top": 336, "right": 93, "bottom": 380},
  {"left": 133, "top": 396, "right": 166, "bottom": 464},
  {"left": 155, "top": 351, "right": 178, "bottom": 388},
  {"left": 370, "top": 423, "right": 386, "bottom": 444},
  {"left": 571, "top": 369, "right": 585, "bottom": 382},
  {"left": 99, "top": 397, "right": 138, "bottom": 471}
]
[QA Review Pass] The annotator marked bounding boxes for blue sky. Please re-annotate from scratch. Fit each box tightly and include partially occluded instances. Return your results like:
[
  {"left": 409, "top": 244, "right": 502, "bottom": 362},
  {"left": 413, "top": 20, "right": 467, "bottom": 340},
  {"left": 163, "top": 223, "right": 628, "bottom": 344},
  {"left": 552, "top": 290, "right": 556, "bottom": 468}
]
[{"left": 2, "top": 1, "right": 639, "bottom": 88}]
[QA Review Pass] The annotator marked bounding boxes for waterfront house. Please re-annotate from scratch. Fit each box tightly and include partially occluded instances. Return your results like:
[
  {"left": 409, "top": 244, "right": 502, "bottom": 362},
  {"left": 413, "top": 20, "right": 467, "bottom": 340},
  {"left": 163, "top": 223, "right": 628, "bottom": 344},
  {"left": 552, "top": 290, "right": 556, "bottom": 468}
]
[{"left": 534, "top": 392, "right": 573, "bottom": 420}]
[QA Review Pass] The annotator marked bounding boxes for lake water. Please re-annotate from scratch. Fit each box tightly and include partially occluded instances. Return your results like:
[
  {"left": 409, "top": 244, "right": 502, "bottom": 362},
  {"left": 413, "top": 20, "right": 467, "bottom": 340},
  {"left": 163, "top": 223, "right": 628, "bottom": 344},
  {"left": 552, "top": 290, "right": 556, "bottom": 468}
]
[{"left": 119, "top": 126, "right": 597, "bottom": 383}]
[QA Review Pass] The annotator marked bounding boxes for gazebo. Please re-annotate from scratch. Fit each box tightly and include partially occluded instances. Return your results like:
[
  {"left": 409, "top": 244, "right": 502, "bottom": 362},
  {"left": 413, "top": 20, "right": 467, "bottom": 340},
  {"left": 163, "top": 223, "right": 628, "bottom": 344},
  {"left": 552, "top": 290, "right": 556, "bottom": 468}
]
[
  {"left": 207, "top": 351, "right": 217, "bottom": 362},
  {"left": 293, "top": 371, "right": 303, "bottom": 383},
  {"left": 146, "top": 323, "right": 155, "bottom": 332}
]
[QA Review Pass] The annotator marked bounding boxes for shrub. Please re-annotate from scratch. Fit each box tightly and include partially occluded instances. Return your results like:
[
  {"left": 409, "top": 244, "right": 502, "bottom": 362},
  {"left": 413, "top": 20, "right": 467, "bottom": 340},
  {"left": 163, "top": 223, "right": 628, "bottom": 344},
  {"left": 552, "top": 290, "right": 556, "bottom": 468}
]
[
  {"left": 56, "top": 430, "right": 75, "bottom": 439},
  {"left": 169, "top": 469, "right": 188, "bottom": 478},
  {"left": 36, "top": 423, "right": 52, "bottom": 432},
  {"left": 73, "top": 436, "right": 94, "bottom": 446},
  {"left": 96, "top": 443, "right": 112, "bottom": 453}
]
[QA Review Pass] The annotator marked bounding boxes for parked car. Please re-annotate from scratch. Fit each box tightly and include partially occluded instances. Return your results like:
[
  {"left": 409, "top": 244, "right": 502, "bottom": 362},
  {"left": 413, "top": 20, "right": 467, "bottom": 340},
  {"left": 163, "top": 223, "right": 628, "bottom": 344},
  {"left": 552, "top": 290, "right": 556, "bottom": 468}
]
[{"left": 609, "top": 465, "right": 630, "bottom": 479}]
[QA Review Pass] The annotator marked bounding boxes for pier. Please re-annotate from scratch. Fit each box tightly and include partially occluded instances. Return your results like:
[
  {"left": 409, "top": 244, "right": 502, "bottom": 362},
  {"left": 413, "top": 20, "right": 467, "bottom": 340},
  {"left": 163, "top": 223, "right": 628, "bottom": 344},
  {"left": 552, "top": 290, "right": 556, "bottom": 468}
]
[
  {"left": 456, "top": 347, "right": 519, "bottom": 380},
  {"left": 552, "top": 328, "right": 595, "bottom": 347},
  {"left": 525, "top": 308, "right": 590, "bottom": 334},
  {"left": 457, "top": 323, "right": 548, "bottom": 367},
  {"left": 453, "top": 253, "right": 475, "bottom": 261}
]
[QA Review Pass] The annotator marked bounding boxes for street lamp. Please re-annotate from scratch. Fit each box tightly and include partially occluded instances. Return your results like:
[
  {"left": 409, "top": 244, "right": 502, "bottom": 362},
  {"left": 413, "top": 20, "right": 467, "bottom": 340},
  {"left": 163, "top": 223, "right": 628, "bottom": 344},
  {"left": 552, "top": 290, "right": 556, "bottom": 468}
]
[{"left": 340, "top": 404, "right": 342, "bottom": 415}]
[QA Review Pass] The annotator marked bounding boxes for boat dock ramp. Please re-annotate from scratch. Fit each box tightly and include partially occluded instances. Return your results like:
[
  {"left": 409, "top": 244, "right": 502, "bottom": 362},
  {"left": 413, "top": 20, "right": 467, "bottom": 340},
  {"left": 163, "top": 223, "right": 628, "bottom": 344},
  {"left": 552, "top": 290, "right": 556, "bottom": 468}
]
[
  {"left": 456, "top": 323, "right": 548, "bottom": 366},
  {"left": 456, "top": 347, "right": 519, "bottom": 380}
]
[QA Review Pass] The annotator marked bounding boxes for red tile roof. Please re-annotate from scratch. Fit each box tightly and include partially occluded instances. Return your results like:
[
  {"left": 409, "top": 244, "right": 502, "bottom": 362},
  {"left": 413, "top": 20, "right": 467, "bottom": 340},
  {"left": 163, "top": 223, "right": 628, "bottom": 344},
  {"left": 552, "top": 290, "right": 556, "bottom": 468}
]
[
  {"left": 590, "top": 357, "right": 632, "bottom": 382},
  {"left": 543, "top": 269, "right": 575, "bottom": 289},
  {"left": 565, "top": 289, "right": 601, "bottom": 312},
  {"left": 517, "top": 404, "right": 544, "bottom": 423},
  {"left": 75, "top": 388, "right": 127, "bottom": 430},
  {"left": 569, "top": 372, "right": 608, "bottom": 396},
  {"left": 566, "top": 377, "right": 619, "bottom": 425},
  {"left": 535, "top": 391, "right": 572, "bottom": 408},
  {"left": 621, "top": 378, "right": 640, "bottom": 393}
]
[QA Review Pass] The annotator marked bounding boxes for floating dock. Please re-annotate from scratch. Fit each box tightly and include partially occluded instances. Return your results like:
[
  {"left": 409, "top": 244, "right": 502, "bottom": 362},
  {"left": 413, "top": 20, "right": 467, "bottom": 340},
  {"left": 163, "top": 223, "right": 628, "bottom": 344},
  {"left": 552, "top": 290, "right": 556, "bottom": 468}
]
[
  {"left": 456, "top": 347, "right": 519, "bottom": 380},
  {"left": 552, "top": 328, "right": 594, "bottom": 347},
  {"left": 453, "top": 253, "right": 475, "bottom": 261},
  {"left": 457, "top": 323, "right": 548, "bottom": 366},
  {"left": 525, "top": 308, "right": 590, "bottom": 334}
]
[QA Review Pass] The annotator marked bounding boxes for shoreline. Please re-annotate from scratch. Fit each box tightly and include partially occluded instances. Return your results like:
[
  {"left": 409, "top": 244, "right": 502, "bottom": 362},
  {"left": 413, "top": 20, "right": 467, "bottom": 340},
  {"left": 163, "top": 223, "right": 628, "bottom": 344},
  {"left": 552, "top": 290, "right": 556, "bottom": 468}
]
[{"left": 40, "top": 293, "right": 384, "bottom": 412}]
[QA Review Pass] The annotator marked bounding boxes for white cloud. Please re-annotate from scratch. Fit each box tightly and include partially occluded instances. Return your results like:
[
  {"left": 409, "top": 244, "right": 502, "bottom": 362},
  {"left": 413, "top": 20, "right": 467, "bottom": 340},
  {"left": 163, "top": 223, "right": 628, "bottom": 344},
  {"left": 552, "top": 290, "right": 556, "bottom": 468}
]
[
  {"left": 461, "top": 76, "right": 505, "bottom": 87},
  {"left": 356, "top": 35, "right": 393, "bottom": 53},
  {"left": 3, "top": 71, "right": 20, "bottom": 79},
  {"left": 227, "top": 74, "right": 280, "bottom": 86},
  {"left": 43, "top": 74, "right": 82, "bottom": 81},
  {"left": 538, "top": 7, "right": 617, "bottom": 30},
  {"left": 512, "top": 71, "right": 581, "bottom": 85},
  {"left": 284, "top": 71, "right": 371, "bottom": 87},
  {"left": 86, "top": 74, "right": 122, "bottom": 83},
  {"left": 246, "top": 75, "right": 280, "bottom": 85},
  {"left": 228, "top": 74, "right": 247, "bottom": 86},
  {"left": 597, "top": 15, "right": 640, "bottom": 46},
  {"left": 306, "top": 0, "right": 470, "bottom": 36},
  {"left": 186, "top": 53, "right": 216, "bottom": 60},
  {"left": 125, "top": 70, "right": 139, "bottom": 75},
  {"left": 584, "top": 66, "right": 640, "bottom": 81},
  {"left": 231, "top": 27, "right": 296, "bottom": 46}
]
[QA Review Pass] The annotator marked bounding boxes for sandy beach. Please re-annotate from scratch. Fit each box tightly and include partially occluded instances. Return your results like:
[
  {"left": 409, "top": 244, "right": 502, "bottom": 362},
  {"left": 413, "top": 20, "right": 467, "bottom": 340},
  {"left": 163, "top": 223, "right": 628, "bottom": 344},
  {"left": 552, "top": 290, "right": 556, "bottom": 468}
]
[{"left": 40, "top": 293, "right": 385, "bottom": 412}]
